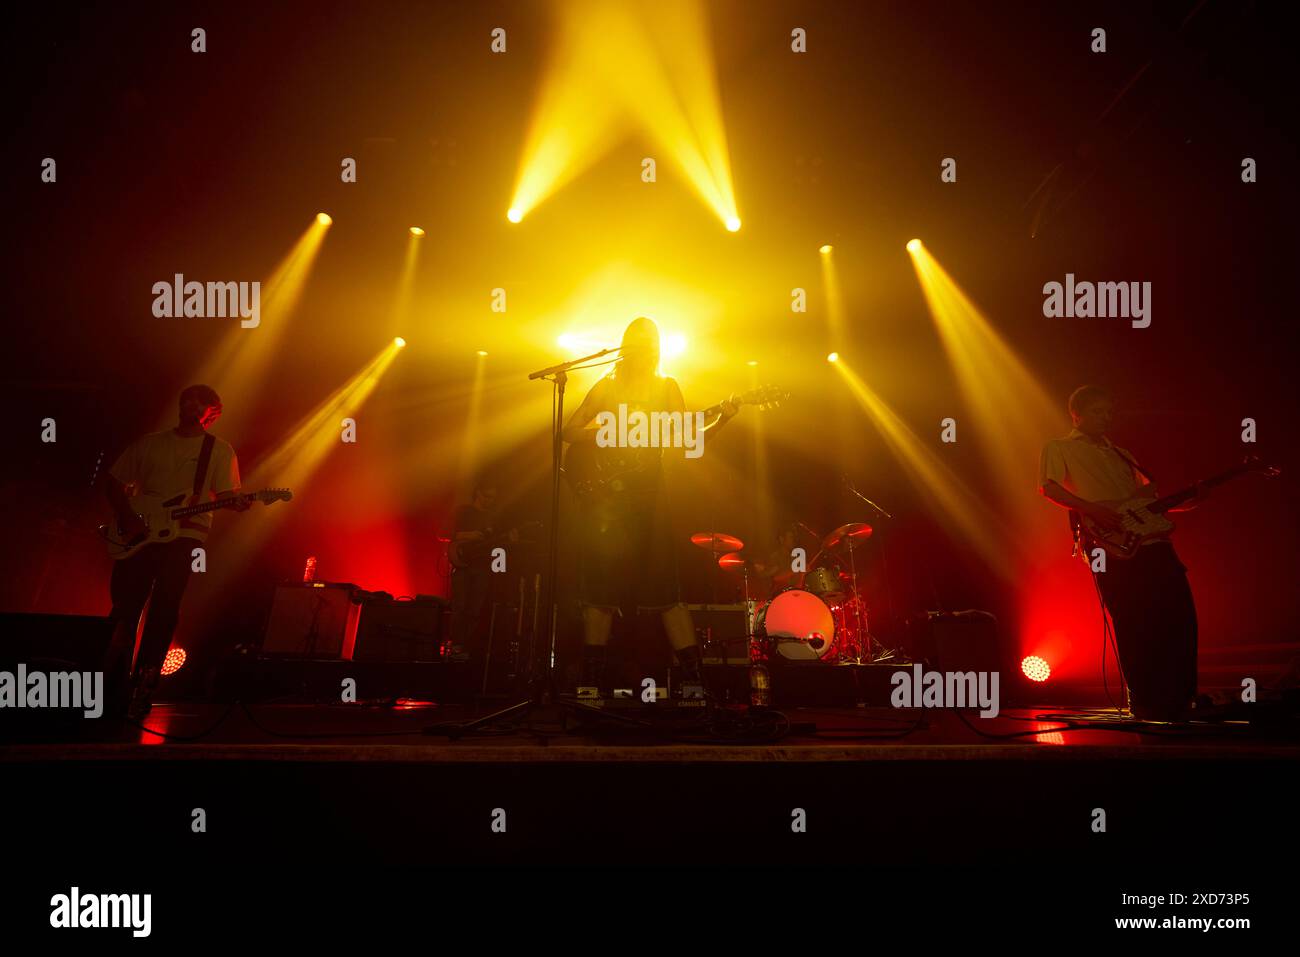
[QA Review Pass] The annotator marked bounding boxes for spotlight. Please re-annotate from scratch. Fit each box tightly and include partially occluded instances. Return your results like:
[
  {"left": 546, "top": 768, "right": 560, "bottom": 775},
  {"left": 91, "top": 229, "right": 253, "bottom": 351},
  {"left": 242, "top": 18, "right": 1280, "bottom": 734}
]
[
  {"left": 819, "top": 244, "right": 833, "bottom": 254},
  {"left": 1021, "top": 655, "right": 1051, "bottom": 682},
  {"left": 316, "top": 212, "right": 332, "bottom": 226},
  {"left": 906, "top": 238, "right": 922, "bottom": 253},
  {"left": 747, "top": 360, "right": 758, "bottom": 367},
  {"left": 663, "top": 334, "right": 687, "bottom": 359},
  {"left": 409, "top": 226, "right": 425, "bottom": 237},
  {"left": 477, "top": 349, "right": 488, "bottom": 356},
  {"left": 507, "top": 208, "right": 523, "bottom": 224},
  {"left": 394, "top": 337, "right": 407, "bottom": 348},
  {"left": 827, "top": 352, "right": 839, "bottom": 363},
  {"left": 161, "top": 647, "right": 187, "bottom": 676},
  {"left": 725, "top": 216, "right": 741, "bottom": 233}
]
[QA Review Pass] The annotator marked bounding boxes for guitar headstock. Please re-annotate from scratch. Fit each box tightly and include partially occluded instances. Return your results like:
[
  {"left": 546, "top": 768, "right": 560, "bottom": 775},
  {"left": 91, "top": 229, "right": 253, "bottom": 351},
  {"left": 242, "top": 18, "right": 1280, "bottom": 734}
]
[
  {"left": 739, "top": 384, "right": 790, "bottom": 411},
  {"left": 1242, "top": 454, "right": 1282, "bottom": 479},
  {"left": 257, "top": 487, "right": 294, "bottom": 505}
]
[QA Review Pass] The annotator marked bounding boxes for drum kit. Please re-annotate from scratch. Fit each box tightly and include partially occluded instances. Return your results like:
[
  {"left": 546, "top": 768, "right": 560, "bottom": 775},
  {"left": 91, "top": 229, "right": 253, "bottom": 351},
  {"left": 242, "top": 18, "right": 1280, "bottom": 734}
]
[{"left": 691, "top": 521, "right": 889, "bottom": 664}]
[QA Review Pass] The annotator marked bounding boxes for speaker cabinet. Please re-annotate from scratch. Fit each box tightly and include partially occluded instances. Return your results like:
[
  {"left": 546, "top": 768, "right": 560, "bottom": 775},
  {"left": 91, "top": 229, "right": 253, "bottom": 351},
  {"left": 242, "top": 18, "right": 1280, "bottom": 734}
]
[
  {"left": 0, "top": 612, "right": 115, "bottom": 670},
  {"left": 261, "top": 583, "right": 360, "bottom": 659},
  {"left": 352, "top": 595, "right": 448, "bottom": 662},
  {"left": 908, "top": 610, "right": 1001, "bottom": 673}
]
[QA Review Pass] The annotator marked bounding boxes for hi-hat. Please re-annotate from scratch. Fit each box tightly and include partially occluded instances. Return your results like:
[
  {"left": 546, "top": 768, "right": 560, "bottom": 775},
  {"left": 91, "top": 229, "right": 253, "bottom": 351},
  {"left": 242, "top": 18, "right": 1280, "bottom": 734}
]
[
  {"left": 822, "top": 523, "right": 873, "bottom": 550},
  {"left": 690, "top": 531, "right": 744, "bottom": 553}
]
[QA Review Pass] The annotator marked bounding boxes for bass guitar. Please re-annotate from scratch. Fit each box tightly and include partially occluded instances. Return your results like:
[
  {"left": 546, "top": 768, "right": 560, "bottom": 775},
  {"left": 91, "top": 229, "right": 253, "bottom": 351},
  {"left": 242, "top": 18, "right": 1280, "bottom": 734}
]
[{"left": 1078, "top": 456, "right": 1278, "bottom": 559}]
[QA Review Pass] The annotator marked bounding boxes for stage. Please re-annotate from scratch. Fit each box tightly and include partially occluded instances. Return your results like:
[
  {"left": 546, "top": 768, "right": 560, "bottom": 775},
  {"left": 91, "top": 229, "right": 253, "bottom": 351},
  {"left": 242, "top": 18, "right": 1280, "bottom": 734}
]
[{"left": 4, "top": 699, "right": 1296, "bottom": 869}]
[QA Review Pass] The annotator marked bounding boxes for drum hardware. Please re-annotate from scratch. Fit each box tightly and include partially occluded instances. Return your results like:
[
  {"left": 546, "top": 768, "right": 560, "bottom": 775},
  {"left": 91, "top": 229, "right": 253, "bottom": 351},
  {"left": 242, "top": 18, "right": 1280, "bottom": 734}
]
[
  {"left": 691, "top": 530, "right": 746, "bottom": 605},
  {"left": 689, "top": 505, "right": 899, "bottom": 666},
  {"left": 821, "top": 521, "right": 875, "bottom": 662}
]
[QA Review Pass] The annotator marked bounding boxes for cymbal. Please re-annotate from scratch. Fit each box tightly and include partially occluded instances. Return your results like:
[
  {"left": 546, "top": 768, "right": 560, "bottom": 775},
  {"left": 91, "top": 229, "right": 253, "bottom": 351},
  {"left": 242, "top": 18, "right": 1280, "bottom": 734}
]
[
  {"left": 717, "top": 551, "right": 748, "bottom": 571},
  {"left": 822, "top": 522, "right": 873, "bottom": 550},
  {"left": 690, "top": 531, "right": 744, "bottom": 553}
]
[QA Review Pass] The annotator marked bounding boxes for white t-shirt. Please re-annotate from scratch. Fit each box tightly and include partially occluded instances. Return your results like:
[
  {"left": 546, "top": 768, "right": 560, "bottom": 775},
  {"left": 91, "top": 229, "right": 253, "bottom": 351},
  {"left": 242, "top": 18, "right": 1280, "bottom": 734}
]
[{"left": 110, "top": 430, "right": 241, "bottom": 541}]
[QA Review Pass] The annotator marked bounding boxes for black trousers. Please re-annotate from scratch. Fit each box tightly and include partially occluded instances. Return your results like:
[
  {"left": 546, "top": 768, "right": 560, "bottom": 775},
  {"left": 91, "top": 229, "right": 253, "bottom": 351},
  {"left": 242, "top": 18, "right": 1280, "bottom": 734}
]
[
  {"left": 449, "top": 567, "right": 492, "bottom": 650},
  {"left": 104, "top": 538, "right": 196, "bottom": 691},
  {"left": 1094, "top": 541, "right": 1198, "bottom": 719}
]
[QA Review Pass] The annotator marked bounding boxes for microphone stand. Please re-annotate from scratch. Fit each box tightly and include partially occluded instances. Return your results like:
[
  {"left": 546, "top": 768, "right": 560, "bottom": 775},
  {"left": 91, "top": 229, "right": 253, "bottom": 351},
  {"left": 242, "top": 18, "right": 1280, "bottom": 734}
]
[
  {"left": 843, "top": 477, "right": 895, "bottom": 661},
  {"left": 438, "top": 347, "right": 638, "bottom": 737}
]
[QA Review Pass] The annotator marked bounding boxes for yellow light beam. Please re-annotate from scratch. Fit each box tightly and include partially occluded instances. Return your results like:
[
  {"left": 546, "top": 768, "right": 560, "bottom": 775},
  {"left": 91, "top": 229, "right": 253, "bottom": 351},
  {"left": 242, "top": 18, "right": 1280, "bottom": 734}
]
[
  {"left": 820, "top": 246, "right": 846, "bottom": 352},
  {"left": 173, "top": 214, "right": 331, "bottom": 434},
  {"left": 249, "top": 340, "right": 403, "bottom": 490},
  {"left": 187, "top": 339, "right": 405, "bottom": 614},
  {"left": 908, "top": 242, "right": 1060, "bottom": 534},
  {"left": 458, "top": 352, "right": 489, "bottom": 491},
  {"left": 509, "top": 0, "right": 738, "bottom": 229},
  {"left": 387, "top": 231, "right": 422, "bottom": 336},
  {"left": 831, "top": 357, "right": 1023, "bottom": 573}
]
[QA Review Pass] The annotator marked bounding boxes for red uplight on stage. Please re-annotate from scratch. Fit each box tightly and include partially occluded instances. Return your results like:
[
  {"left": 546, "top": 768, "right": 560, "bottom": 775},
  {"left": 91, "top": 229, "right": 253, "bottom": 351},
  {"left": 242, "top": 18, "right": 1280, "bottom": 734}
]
[
  {"left": 1021, "top": 655, "right": 1051, "bottom": 682},
  {"left": 161, "top": 647, "right": 187, "bottom": 676}
]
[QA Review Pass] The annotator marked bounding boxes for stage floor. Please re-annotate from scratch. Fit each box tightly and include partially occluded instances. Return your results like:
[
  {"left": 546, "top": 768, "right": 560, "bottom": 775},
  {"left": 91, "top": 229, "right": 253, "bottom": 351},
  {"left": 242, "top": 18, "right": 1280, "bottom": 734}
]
[
  {"left": 3, "top": 700, "right": 1298, "bottom": 873},
  {"left": 4, "top": 700, "right": 1297, "bottom": 762}
]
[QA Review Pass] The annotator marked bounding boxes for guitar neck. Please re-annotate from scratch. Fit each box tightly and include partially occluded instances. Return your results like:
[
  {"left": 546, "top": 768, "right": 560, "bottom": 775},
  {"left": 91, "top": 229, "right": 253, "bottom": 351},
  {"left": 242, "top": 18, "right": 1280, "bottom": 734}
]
[
  {"left": 1149, "top": 463, "right": 1253, "bottom": 514},
  {"left": 171, "top": 496, "right": 244, "bottom": 519}
]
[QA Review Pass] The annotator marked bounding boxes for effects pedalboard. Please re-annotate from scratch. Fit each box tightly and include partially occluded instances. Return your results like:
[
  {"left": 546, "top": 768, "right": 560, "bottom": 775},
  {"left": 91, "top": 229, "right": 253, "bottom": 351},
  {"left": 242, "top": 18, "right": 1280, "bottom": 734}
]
[{"left": 572, "top": 685, "right": 709, "bottom": 710}]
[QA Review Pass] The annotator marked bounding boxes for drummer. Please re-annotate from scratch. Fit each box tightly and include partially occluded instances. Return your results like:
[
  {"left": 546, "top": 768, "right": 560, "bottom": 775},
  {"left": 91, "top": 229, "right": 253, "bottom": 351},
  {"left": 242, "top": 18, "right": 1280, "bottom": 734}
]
[{"left": 753, "top": 523, "right": 802, "bottom": 598}]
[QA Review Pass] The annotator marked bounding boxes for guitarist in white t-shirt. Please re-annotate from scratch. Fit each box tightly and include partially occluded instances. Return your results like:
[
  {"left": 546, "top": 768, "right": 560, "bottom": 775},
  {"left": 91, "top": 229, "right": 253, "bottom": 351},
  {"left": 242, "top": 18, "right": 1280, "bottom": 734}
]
[{"left": 100, "top": 384, "right": 249, "bottom": 719}]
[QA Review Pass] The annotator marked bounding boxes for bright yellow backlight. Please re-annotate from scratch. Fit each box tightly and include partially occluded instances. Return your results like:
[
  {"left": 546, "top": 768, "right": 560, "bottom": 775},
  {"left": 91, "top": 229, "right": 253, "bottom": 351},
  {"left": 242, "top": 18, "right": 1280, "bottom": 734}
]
[
  {"left": 663, "top": 333, "right": 687, "bottom": 359},
  {"left": 477, "top": 349, "right": 489, "bottom": 357},
  {"left": 394, "top": 337, "right": 407, "bottom": 348},
  {"left": 507, "top": 208, "right": 523, "bottom": 224},
  {"left": 409, "top": 226, "right": 425, "bottom": 237},
  {"left": 819, "top": 244, "right": 833, "bottom": 254},
  {"left": 827, "top": 352, "right": 839, "bottom": 363},
  {"left": 906, "top": 239, "right": 922, "bottom": 253},
  {"left": 316, "top": 212, "right": 332, "bottom": 226},
  {"left": 725, "top": 217, "right": 741, "bottom": 233}
]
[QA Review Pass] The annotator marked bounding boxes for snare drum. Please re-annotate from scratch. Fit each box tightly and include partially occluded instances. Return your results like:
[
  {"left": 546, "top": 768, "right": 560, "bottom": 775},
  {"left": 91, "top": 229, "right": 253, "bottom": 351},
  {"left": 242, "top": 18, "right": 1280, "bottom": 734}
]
[{"left": 754, "top": 587, "right": 837, "bottom": 660}]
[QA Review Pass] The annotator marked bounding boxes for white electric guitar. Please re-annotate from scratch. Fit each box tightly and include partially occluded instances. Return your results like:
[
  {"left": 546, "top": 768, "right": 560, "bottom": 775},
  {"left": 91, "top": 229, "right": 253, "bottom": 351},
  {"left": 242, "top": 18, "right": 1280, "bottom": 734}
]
[{"left": 100, "top": 488, "right": 293, "bottom": 560}]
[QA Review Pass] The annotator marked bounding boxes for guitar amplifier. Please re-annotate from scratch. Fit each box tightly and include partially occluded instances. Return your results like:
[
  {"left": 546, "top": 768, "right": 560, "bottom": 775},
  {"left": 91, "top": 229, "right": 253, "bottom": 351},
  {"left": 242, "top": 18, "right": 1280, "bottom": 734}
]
[
  {"left": 262, "top": 582, "right": 361, "bottom": 660},
  {"left": 353, "top": 595, "right": 448, "bottom": 662},
  {"left": 907, "top": 610, "right": 1001, "bottom": 673},
  {"left": 687, "top": 602, "right": 753, "bottom": 665}
]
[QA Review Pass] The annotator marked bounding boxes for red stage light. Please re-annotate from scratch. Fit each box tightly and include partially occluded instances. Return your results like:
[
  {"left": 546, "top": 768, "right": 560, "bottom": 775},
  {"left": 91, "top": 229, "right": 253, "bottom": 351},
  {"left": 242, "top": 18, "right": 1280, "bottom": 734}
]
[
  {"left": 161, "top": 647, "right": 187, "bottom": 676},
  {"left": 1021, "top": 655, "right": 1051, "bottom": 682}
]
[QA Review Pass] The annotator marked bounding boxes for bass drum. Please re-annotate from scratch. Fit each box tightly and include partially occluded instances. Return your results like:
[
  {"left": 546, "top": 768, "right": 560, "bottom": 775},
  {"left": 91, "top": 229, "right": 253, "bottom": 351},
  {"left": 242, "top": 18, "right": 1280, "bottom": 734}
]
[{"left": 755, "top": 587, "right": 836, "bottom": 660}]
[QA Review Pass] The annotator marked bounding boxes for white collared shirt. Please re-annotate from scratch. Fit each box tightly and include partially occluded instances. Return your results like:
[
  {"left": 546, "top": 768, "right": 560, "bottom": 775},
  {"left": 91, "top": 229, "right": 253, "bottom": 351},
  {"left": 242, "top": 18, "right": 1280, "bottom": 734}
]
[{"left": 1039, "top": 428, "right": 1150, "bottom": 503}]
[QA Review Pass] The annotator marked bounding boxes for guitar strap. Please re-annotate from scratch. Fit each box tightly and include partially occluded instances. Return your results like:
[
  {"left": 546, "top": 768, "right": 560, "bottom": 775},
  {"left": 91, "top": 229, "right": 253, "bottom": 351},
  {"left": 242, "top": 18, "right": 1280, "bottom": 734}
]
[
  {"left": 1109, "top": 444, "right": 1156, "bottom": 485},
  {"left": 1066, "top": 441, "right": 1154, "bottom": 559},
  {"left": 193, "top": 433, "right": 216, "bottom": 495}
]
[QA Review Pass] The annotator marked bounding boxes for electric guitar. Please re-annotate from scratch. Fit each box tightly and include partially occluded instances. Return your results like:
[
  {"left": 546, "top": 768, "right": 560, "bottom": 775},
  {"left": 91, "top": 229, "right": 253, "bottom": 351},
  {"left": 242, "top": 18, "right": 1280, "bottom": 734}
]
[
  {"left": 101, "top": 488, "right": 293, "bottom": 560},
  {"left": 1077, "top": 456, "right": 1279, "bottom": 559},
  {"left": 562, "top": 384, "right": 789, "bottom": 498},
  {"left": 447, "top": 521, "right": 542, "bottom": 569}
]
